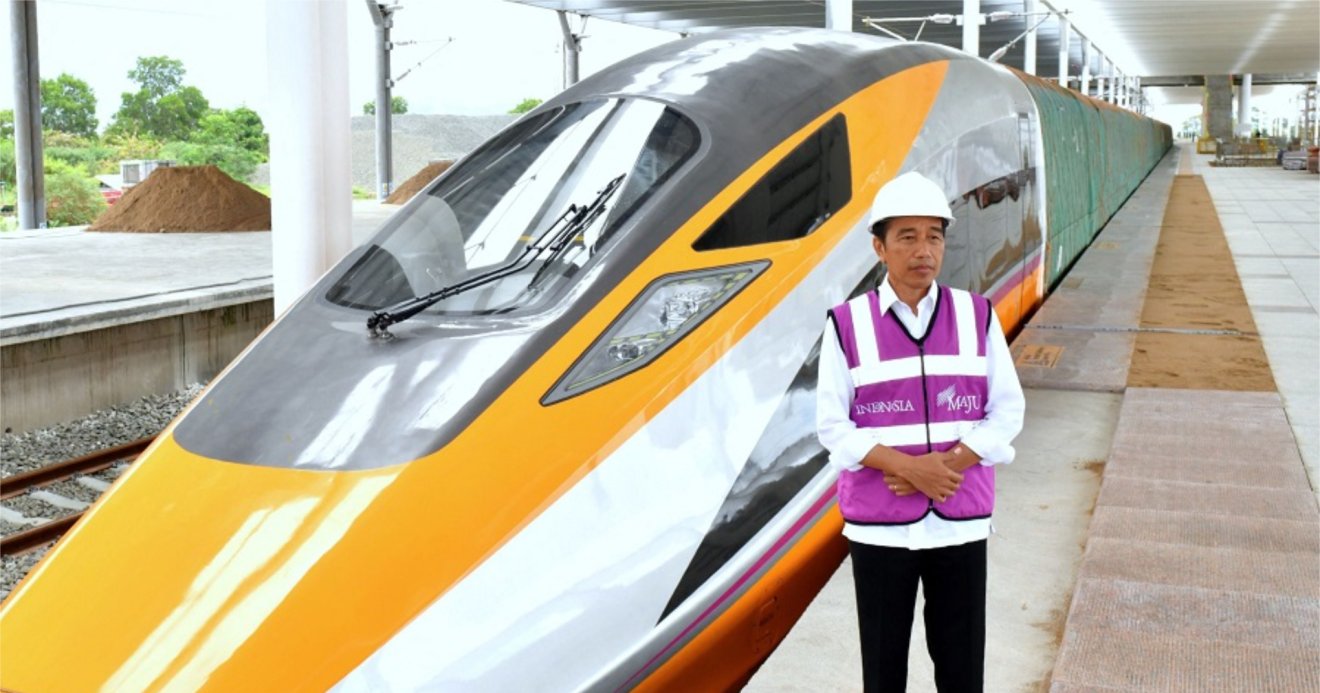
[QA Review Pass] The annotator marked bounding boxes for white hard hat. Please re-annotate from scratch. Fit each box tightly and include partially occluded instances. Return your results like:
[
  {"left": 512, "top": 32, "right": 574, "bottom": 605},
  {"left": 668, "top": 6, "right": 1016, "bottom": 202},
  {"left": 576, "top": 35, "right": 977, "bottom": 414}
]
[{"left": 868, "top": 171, "right": 955, "bottom": 234}]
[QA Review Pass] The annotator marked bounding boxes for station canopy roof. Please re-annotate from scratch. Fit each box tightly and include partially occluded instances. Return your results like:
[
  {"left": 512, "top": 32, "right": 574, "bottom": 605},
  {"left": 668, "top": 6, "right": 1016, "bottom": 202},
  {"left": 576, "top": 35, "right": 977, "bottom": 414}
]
[{"left": 509, "top": 1, "right": 1320, "bottom": 91}]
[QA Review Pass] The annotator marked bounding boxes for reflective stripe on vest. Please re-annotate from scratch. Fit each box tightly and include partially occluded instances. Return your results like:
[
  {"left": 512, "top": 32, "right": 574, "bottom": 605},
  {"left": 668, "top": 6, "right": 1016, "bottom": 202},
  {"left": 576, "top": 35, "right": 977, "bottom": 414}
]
[{"left": 829, "top": 285, "right": 993, "bottom": 525}]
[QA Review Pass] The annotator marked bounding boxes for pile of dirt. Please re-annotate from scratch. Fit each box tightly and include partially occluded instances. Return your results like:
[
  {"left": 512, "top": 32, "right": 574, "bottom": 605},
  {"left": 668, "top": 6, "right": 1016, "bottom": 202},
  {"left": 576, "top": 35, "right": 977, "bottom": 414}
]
[
  {"left": 385, "top": 160, "right": 453, "bottom": 205},
  {"left": 89, "top": 165, "right": 270, "bottom": 232}
]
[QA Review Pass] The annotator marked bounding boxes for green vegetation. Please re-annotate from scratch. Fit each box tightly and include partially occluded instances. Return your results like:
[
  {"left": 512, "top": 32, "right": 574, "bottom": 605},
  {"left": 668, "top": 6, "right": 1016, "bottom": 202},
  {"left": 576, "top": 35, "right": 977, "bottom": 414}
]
[
  {"left": 41, "top": 73, "right": 98, "bottom": 138},
  {"left": 351, "top": 185, "right": 374, "bottom": 200},
  {"left": 509, "top": 98, "right": 542, "bottom": 115},
  {"left": 158, "top": 106, "right": 270, "bottom": 181},
  {"left": 363, "top": 96, "right": 409, "bottom": 115},
  {"left": 43, "top": 158, "right": 106, "bottom": 227},
  {"left": 44, "top": 131, "right": 116, "bottom": 175},
  {"left": 107, "top": 56, "right": 209, "bottom": 141},
  {"left": 1, "top": 136, "right": 14, "bottom": 191}
]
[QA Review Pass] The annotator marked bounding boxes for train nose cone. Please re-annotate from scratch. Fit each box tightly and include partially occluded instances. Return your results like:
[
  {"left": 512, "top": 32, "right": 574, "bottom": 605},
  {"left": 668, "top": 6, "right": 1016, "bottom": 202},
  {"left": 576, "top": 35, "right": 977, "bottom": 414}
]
[{"left": 0, "top": 435, "right": 404, "bottom": 692}]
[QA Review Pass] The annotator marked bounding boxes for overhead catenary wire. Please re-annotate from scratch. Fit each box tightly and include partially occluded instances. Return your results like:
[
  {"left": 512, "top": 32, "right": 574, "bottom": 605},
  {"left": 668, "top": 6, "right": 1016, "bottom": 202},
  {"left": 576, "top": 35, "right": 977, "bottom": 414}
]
[
  {"left": 988, "top": 11, "right": 1061, "bottom": 63},
  {"left": 394, "top": 37, "right": 455, "bottom": 84}
]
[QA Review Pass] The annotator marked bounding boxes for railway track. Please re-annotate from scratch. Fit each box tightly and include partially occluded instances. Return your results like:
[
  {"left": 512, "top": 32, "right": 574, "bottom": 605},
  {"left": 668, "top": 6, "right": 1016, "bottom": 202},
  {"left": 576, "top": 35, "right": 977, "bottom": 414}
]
[{"left": 1, "top": 437, "right": 153, "bottom": 556}]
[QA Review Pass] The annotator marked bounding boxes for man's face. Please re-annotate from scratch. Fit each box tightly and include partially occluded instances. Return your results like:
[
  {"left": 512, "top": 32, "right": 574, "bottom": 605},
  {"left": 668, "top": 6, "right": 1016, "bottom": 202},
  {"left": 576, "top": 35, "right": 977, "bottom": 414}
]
[{"left": 872, "top": 215, "right": 946, "bottom": 295}]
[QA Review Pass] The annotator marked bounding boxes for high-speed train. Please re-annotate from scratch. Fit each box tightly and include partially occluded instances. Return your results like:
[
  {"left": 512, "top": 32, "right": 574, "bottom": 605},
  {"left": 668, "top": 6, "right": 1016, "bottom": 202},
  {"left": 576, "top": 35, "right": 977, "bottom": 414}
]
[{"left": 1, "top": 29, "right": 1169, "bottom": 692}]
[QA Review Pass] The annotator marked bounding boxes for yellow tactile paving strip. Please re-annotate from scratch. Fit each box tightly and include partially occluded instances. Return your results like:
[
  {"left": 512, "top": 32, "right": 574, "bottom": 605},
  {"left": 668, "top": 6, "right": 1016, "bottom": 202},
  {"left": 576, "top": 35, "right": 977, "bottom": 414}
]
[{"left": 1127, "top": 175, "right": 1276, "bottom": 391}]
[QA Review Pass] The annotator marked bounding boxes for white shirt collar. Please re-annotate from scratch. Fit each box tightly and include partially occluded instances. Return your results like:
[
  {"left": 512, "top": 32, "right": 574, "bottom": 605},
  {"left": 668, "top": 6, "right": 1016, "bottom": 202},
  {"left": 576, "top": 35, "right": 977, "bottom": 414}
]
[{"left": 878, "top": 275, "right": 939, "bottom": 318}]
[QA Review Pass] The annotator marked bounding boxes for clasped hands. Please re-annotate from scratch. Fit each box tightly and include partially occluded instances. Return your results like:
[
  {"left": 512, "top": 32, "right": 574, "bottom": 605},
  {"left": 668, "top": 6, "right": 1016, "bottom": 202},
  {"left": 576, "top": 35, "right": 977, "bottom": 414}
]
[{"left": 884, "top": 449, "right": 963, "bottom": 503}]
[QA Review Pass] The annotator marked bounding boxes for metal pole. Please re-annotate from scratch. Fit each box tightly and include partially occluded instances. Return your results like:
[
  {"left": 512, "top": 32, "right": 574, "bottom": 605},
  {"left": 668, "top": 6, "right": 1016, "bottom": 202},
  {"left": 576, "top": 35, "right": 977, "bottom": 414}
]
[
  {"left": 825, "top": 0, "right": 852, "bottom": 31},
  {"left": 558, "top": 11, "right": 580, "bottom": 88},
  {"left": 10, "top": 0, "right": 44, "bottom": 229},
  {"left": 1023, "top": 0, "right": 1037, "bottom": 75},
  {"left": 962, "top": 0, "right": 980, "bottom": 57},
  {"left": 365, "top": 1, "right": 394, "bottom": 200},
  {"left": 1057, "top": 15, "right": 1069, "bottom": 87}
]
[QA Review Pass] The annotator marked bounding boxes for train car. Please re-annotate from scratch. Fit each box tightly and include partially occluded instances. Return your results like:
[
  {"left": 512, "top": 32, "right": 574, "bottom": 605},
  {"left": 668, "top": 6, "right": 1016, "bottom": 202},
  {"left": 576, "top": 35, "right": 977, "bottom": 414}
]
[{"left": 0, "top": 28, "right": 1168, "bottom": 692}]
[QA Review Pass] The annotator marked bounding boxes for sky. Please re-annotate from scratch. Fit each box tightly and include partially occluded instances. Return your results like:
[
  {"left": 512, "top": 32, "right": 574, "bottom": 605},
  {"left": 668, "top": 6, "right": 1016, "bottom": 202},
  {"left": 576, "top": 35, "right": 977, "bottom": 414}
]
[
  {"left": 0, "top": 0, "right": 678, "bottom": 128},
  {"left": 0, "top": 0, "right": 1309, "bottom": 132}
]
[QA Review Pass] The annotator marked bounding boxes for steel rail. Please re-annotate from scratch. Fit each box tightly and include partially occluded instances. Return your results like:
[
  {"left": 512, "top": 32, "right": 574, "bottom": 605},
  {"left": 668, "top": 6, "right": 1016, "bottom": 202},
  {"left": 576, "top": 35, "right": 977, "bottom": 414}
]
[
  {"left": 1, "top": 436, "right": 154, "bottom": 556},
  {"left": 0, "top": 436, "right": 152, "bottom": 501},
  {"left": 1, "top": 514, "right": 82, "bottom": 557}
]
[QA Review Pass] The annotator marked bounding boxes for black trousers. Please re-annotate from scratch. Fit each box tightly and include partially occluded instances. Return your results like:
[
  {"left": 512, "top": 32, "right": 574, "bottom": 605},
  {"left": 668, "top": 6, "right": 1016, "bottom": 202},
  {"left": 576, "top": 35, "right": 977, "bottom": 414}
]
[{"left": 848, "top": 539, "right": 987, "bottom": 693}]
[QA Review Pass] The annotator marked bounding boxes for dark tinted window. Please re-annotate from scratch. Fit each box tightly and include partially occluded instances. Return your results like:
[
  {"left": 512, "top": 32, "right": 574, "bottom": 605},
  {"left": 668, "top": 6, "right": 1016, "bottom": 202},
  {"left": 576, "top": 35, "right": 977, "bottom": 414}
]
[
  {"left": 324, "top": 99, "right": 699, "bottom": 316},
  {"left": 693, "top": 113, "right": 850, "bottom": 251}
]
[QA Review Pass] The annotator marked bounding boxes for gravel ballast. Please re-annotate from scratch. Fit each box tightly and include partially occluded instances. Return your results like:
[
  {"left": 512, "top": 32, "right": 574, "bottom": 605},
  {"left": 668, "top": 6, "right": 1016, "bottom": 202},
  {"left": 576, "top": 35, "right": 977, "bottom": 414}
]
[
  {"left": 1, "top": 384, "right": 204, "bottom": 601},
  {"left": 1, "top": 385, "right": 203, "bottom": 477}
]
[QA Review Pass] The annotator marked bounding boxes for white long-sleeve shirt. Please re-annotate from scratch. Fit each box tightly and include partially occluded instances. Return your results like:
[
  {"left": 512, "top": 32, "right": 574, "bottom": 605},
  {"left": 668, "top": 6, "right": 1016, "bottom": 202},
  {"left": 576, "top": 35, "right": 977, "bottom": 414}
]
[{"left": 817, "top": 278, "right": 1026, "bottom": 549}]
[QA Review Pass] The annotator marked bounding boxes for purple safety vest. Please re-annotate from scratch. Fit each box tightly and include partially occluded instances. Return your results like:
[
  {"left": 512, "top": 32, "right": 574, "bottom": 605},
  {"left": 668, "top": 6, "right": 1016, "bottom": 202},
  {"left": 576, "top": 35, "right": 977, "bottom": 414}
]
[{"left": 828, "top": 285, "right": 993, "bottom": 525}]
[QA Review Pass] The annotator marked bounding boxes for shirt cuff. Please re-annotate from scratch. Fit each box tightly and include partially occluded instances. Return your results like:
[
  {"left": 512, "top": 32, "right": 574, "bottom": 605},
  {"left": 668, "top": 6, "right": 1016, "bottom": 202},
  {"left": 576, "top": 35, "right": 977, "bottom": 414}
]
[
  {"left": 960, "top": 427, "right": 1015, "bottom": 466},
  {"left": 829, "top": 431, "right": 873, "bottom": 472}
]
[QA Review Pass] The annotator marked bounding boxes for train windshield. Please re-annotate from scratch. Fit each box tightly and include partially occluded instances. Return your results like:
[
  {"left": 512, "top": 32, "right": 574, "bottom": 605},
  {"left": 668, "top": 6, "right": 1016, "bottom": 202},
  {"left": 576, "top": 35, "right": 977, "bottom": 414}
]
[{"left": 326, "top": 99, "right": 699, "bottom": 315}]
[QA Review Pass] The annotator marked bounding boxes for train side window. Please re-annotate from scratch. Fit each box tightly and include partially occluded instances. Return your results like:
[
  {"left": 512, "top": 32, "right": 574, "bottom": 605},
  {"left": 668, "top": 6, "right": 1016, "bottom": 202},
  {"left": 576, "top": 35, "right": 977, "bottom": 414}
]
[{"left": 693, "top": 113, "right": 851, "bottom": 251}]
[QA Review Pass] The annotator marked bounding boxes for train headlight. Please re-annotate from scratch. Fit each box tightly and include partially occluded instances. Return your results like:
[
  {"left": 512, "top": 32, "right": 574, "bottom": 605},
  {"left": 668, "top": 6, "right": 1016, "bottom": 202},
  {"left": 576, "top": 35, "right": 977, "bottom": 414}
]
[{"left": 542, "top": 261, "right": 769, "bottom": 404}]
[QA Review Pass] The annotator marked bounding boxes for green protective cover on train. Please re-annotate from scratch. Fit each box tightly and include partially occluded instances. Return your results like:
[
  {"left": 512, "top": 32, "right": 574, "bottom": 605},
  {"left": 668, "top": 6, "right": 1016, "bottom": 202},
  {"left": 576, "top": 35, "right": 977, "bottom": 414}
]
[{"left": 1017, "top": 72, "right": 1173, "bottom": 288}]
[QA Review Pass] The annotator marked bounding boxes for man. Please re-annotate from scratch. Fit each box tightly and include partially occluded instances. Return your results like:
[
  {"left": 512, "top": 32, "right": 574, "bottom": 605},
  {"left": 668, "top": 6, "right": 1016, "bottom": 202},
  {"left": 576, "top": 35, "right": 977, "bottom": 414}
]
[{"left": 817, "top": 171, "right": 1025, "bottom": 692}]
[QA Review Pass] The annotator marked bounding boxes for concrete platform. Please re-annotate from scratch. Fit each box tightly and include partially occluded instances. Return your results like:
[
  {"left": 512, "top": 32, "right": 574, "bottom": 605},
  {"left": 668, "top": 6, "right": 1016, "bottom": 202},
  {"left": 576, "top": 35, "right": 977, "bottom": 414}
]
[
  {"left": 0, "top": 201, "right": 397, "bottom": 342},
  {"left": 748, "top": 143, "right": 1320, "bottom": 691},
  {"left": 1012, "top": 146, "right": 1176, "bottom": 392},
  {"left": 0, "top": 201, "right": 398, "bottom": 432}
]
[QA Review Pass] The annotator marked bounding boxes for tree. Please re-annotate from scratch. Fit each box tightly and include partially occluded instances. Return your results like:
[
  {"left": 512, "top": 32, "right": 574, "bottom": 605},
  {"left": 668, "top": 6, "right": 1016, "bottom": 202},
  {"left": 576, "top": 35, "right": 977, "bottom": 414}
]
[
  {"left": 1, "top": 109, "right": 16, "bottom": 140},
  {"left": 193, "top": 107, "right": 268, "bottom": 158},
  {"left": 362, "top": 96, "right": 408, "bottom": 115},
  {"left": 108, "top": 56, "right": 210, "bottom": 141},
  {"left": 41, "top": 73, "right": 98, "bottom": 137},
  {"left": 509, "top": 98, "right": 542, "bottom": 115}
]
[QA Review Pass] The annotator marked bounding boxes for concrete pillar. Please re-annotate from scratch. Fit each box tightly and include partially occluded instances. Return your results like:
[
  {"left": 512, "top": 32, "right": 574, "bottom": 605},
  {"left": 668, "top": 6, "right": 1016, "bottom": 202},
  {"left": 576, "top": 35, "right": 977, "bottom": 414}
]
[
  {"left": 962, "top": 0, "right": 980, "bottom": 57},
  {"left": 10, "top": 0, "right": 45, "bottom": 230},
  {"left": 825, "top": 0, "right": 852, "bottom": 31},
  {"left": 1057, "top": 16, "right": 1070, "bottom": 87},
  {"left": 1205, "top": 74, "right": 1234, "bottom": 142},
  {"left": 267, "top": 0, "right": 354, "bottom": 314},
  {"left": 1237, "top": 73, "right": 1253, "bottom": 137},
  {"left": 558, "top": 11, "right": 581, "bottom": 87},
  {"left": 1080, "top": 40, "right": 1091, "bottom": 96},
  {"left": 1023, "top": 0, "right": 1037, "bottom": 75}
]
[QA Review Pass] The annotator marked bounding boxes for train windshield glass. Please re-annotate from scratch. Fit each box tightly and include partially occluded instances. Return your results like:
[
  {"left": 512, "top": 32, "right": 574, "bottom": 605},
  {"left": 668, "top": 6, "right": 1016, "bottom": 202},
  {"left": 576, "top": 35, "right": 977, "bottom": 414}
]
[{"left": 326, "top": 99, "right": 699, "bottom": 315}]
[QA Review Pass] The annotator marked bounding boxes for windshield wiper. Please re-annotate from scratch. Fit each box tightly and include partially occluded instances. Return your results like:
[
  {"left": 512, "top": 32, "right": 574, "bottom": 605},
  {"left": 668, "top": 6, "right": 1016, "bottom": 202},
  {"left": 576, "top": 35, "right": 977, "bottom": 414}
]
[{"left": 367, "top": 173, "right": 626, "bottom": 337}]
